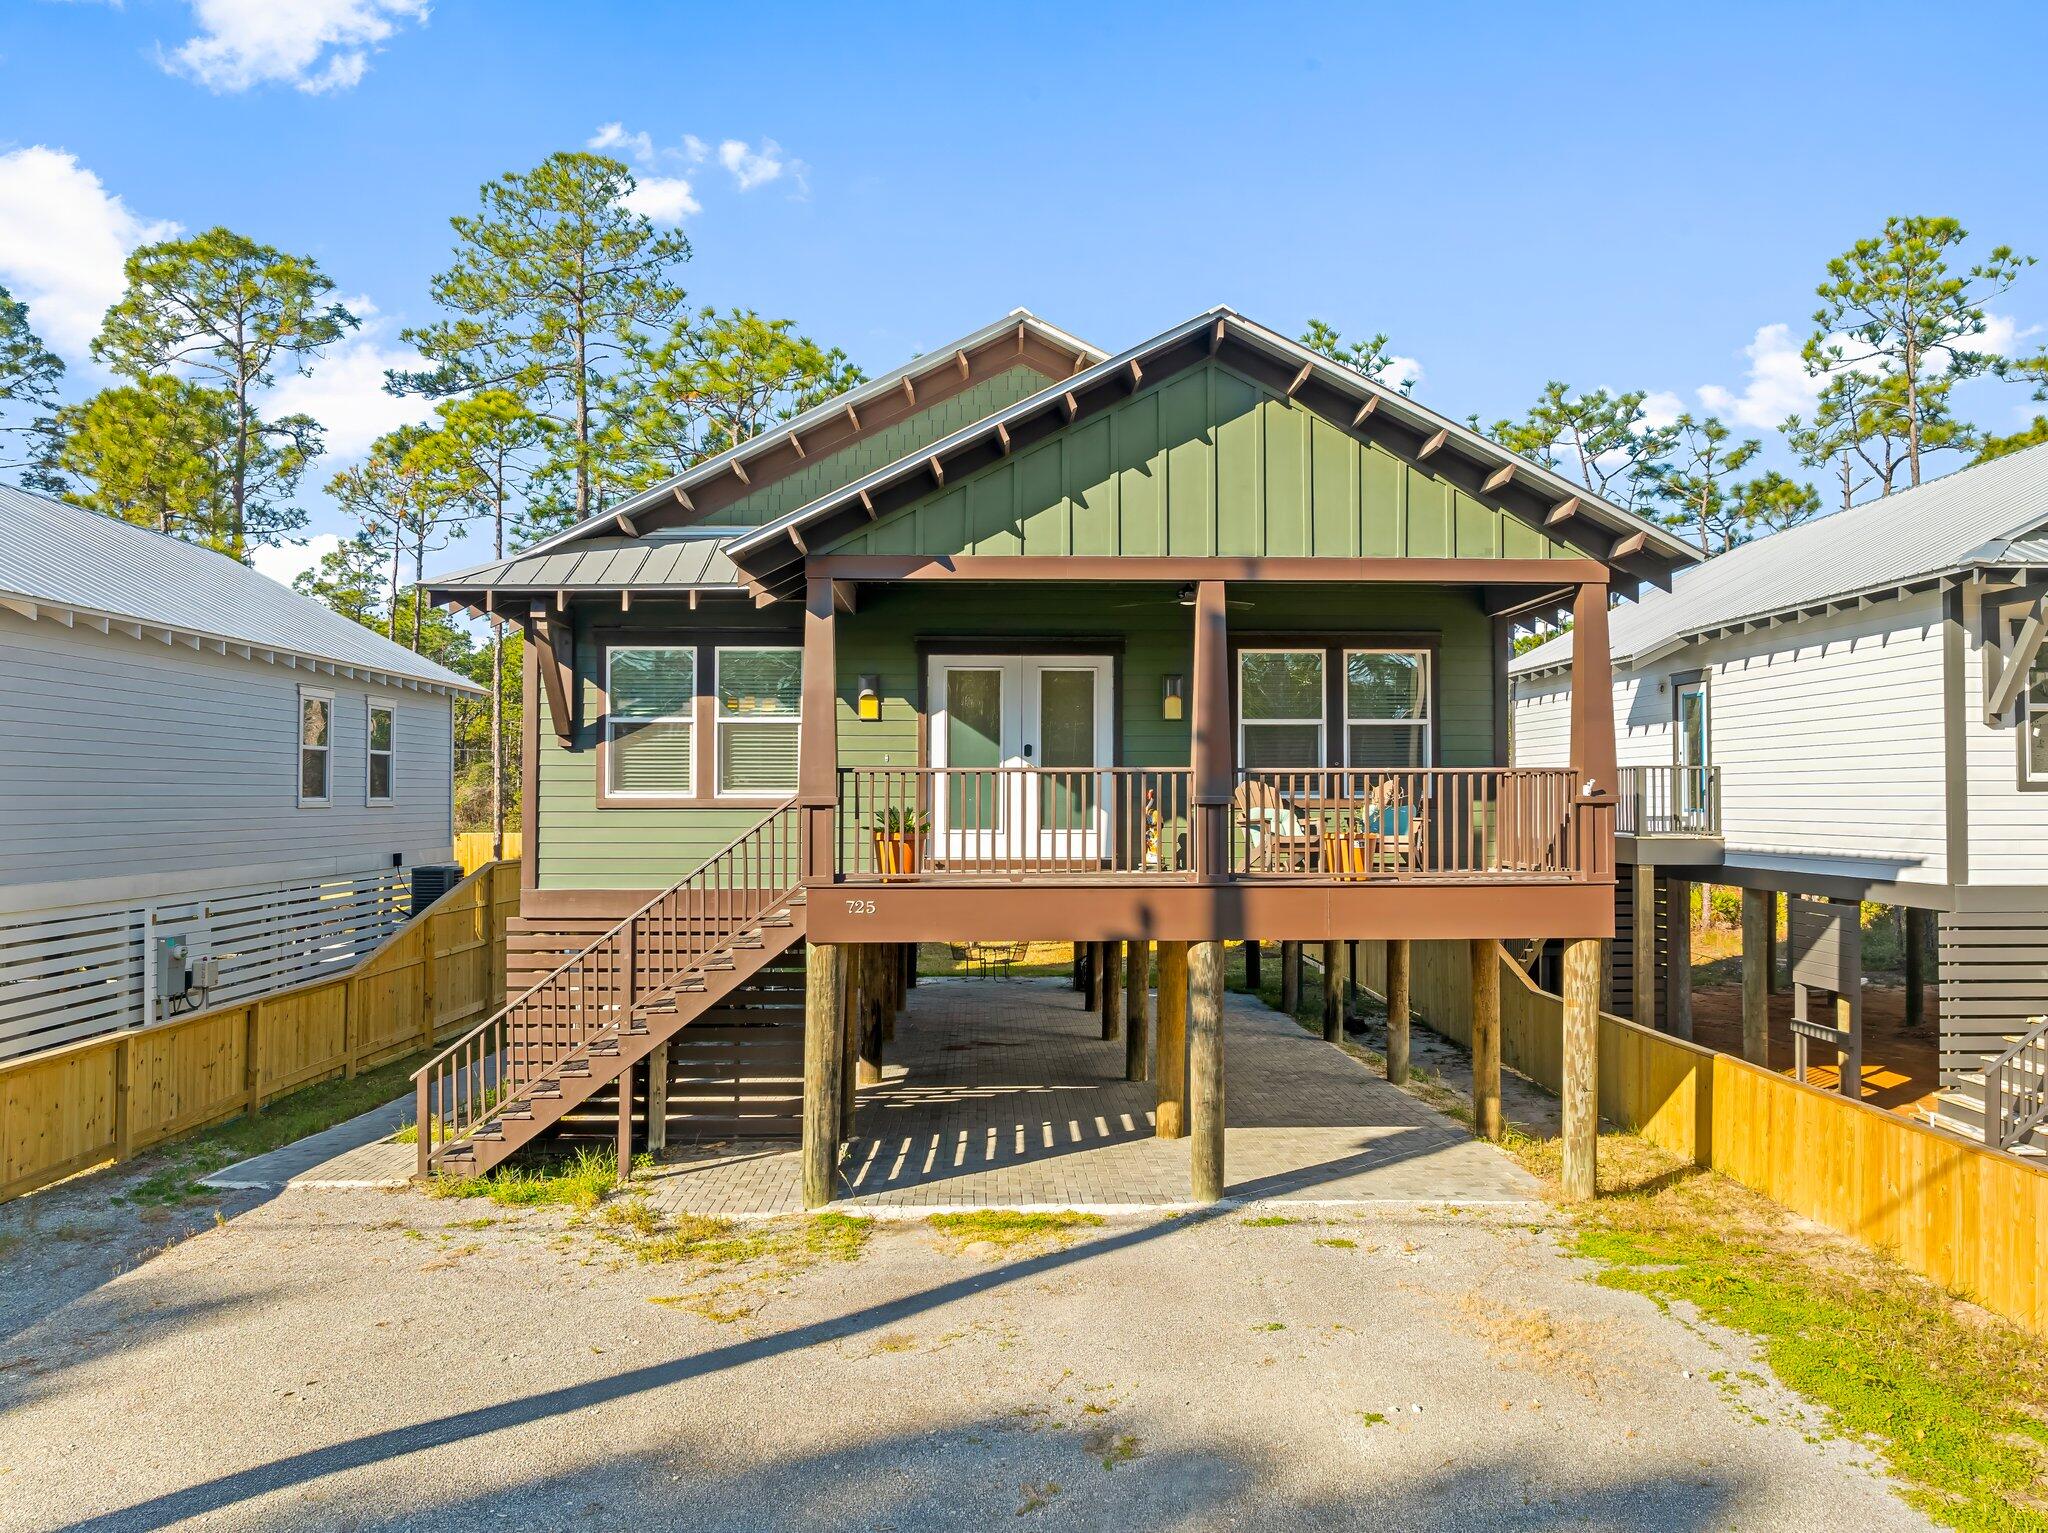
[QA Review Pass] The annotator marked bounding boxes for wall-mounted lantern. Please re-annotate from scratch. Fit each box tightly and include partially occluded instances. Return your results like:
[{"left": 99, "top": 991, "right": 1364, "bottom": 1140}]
[
  {"left": 1161, "top": 674, "right": 1185, "bottom": 721},
  {"left": 856, "top": 674, "right": 882, "bottom": 721}
]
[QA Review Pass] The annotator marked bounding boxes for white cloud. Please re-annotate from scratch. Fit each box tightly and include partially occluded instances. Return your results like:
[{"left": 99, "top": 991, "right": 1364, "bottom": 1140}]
[
  {"left": 267, "top": 297, "right": 433, "bottom": 460},
  {"left": 587, "top": 121, "right": 655, "bottom": 163},
  {"left": 252, "top": 531, "right": 341, "bottom": 590},
  {"left": 1640, "top": 389, "right": 1684, "bottom": 430},
  {"left": 679, "top": 134, "right": 708, "bottom": 165},
  {"left": 717, "top": 138, "right": 796, "bottom": 192},
  {"left": 163, "top": 0, "right": 430, "bottom": 95},
  {"left": 1697, "top": 322, "right": 1825, "bottom": 429},
  {"left": 0, "top": 146, "right": 179, "bottom": 361},
  {"left": 1378, "top": 353, "right": 1424, "bottom": 394},
  {"left": 622, "top": 176, "right": 699, "bottom": 225},
  {"left": 1932, "top": 310, "right": 2040, "bottom": 365}
]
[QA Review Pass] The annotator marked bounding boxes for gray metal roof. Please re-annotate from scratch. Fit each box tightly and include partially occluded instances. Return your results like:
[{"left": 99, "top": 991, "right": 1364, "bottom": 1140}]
[
  {"left": 428, "top": 530, "right": 744, "bottom": 599},
  {"left": 1511, "top": 442, "right": 2048, "bottom": 676},
  {"left": 725, "top": 306, "right": 1702, "bottom": 596},
  {"left": 0, "top": 483, "right": 481, "bottom": 694},
  {"left": 524, "top": 308, "right": 1107, "bottom": 556}
]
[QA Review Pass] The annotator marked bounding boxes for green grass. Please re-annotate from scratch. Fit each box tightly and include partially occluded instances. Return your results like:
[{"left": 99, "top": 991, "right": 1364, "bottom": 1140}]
[
  {"left": 926, "top": 1209, "right": 1105, "bottom": 1254},
  {"left": 1241, "top": 1214, "right": 1297, "bottom": 1227},
  {"left": 428, "top": 1145, "right": 621, "bottom": 1210}
]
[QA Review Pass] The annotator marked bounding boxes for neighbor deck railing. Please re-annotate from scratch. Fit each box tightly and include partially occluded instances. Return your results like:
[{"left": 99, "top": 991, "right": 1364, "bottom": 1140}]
[{"left": 1617, "top": 764, "right": 1721, "bottom": 836}]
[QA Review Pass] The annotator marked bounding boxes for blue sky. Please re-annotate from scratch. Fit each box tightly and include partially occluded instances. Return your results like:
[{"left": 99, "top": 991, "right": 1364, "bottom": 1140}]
[{"left": 6, "top": 0, "right": 2048, "bottom": 586}]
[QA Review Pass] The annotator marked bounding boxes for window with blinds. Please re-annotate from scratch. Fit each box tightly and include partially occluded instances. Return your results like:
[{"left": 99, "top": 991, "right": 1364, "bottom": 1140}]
[
  {"left": 1344, "top": 649, "right": 1430, "bottom": 767},
  {"left": 717, "top": 647, "right": 801, "bottom": 796},
  {"left": 1238, "top": 649, "right": 1325, "bottom": 768},
  {"left": 298, "top": 688, "right": 332, "bottom": 806},
  {"left": 607, "top": 646, "right": 696, "bottom": 797},
  {"left": 367, "top": 701, "right": 395, "bottom": 804}
]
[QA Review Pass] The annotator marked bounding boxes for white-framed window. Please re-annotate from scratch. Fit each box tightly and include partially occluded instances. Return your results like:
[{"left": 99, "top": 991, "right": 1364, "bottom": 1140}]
[
  {"left": 715, "top": 646, "right": 802, "bottom": 796},
  {"left": 1238, "top": 648, "right": 1325, "bottom": 769},
  {"left": 366, "top": 700, "right": 396, "bottom": 805},
  {"left": 1343, "top": 648, "right": 1430, "bottom": 767},
  {"left": 606, "top": 645, "right": 696, "bottom": 798},
  {"left": 298, "top": 687, "right": 333, "bottom": 807},
  {"left": 2024, "top": 631, "right": 2048, "bottom": 787}
]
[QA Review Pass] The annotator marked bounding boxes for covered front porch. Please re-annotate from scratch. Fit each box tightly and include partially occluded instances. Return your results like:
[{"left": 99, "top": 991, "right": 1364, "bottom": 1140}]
[{"left": 637, "top": 970, "right": 1537, "bottom": 1217}]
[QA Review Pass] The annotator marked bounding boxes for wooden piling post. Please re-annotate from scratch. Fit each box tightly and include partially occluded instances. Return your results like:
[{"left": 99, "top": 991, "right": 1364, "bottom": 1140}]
[
  {"left": 1470, "top": 939, "right": 1502, "bottom": 1141},
  {"left": 1321, "top": 940, "right": 1342, "bottom": 1042},
  {"left": 1905, "top": 906, "right": 1929, "bottom": 1029},
  {"left": 857, "top": 948, "right": 884, "bottom": 1089},
  {"left": 1665, "top": 878, "right": 1693, "bottom": 1039},
  {"left": 1386, "top": 939, "right": 1411, "bottom": 1086},
  {"left": 646, "top": 1041, "right": 670, "bottom": 1156},
  {"left": 1561, "top": 937, "right": 1601, "bottom": 1201},
  {"left": 1280, "top": 940, "right": 1301, "bottom": 1015},
  {"left": 616, "top": 1057, "right": 635, "bottom": 1180},
  {"left": 1125, "top": 938, "right": 1150, "bottom": 1081},
  {"left": 1741, "top": 889, "right": 1771, "bottom": 1064},
  {"left": 1080, "top": 941, "right": 1097, "bottom": 1008},
  {"left": 1244, "top": 939, "right": 1261, "bottom": 990},
  {"left": 1632, "top": 864, "right": 1659, "bottom": 1029},
  {"left": 802, "top": 942, "right": 844, "bottom": 1209},
  {"left": 840, "top": 944, "right": 863, "bottom": 1138},
  {"left": 1155, "top": 941, "right": 1189, "bottom": 1138},
  {"left": 1765, "top": 892, "right": 1780, "bottom": 994},
  {"left": 1101, "top": 940, "right": 1123, "bottom": 1041},
  {"left": 1190, "top": 940, "right": 1225, "bottom": 1202}
]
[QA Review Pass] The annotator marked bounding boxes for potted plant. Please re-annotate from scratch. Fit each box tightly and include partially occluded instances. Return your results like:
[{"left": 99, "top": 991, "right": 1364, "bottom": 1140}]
[{"left": 872, "top": 808, "right": 928, "bottom": 879}]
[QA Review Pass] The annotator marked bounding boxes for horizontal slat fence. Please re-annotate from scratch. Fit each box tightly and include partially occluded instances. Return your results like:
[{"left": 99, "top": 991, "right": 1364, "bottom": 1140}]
[
  {"left": 1353, "top": 938, "right": 2048, "bottom": 1339},
  {"left": 0, "top": 861, "right": 518, "bottom": 1203}
]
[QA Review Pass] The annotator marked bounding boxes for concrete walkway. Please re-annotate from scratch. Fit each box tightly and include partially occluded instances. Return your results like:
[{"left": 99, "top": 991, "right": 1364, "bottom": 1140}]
[{"left": 641, "top": 977, "right": 1537, "bottom": 1216}]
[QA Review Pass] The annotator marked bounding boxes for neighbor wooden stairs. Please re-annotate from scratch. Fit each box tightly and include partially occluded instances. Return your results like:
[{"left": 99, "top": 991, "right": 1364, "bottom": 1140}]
[{"left": 412, "top": 804, "right": 804, "bottom": 1180}]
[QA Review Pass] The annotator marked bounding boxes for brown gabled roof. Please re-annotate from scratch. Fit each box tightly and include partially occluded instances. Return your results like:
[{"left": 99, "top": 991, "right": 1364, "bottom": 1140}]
[{"left": 723, "top": 307, "right": 1703, "bottom": 602}]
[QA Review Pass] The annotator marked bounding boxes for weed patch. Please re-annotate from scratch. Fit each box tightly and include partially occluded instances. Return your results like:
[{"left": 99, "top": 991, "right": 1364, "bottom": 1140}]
[
  {"left": 428, "top": 1146, "right": 619, "bottom": 1210},
  {"left": 927, "top": 1210, "right": 1105, "bottom": 1257}
]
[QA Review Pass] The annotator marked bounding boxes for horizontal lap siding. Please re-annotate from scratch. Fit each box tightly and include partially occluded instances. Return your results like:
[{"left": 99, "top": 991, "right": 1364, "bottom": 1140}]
[
  {"left": 833, "top": 362, "right": 1574, "bottom": 562},
  {"left": 1509, "top": 672, "right": 1573, "bottom": 767},
  {"left": 705, "top": 367, "right": 1052, "bottom": 528},
  {"left": 1961, "top": 584, "right": 2048, "bottom": 883},
  {"left": 0, "top": 614, "right": 453, "bottom": 894}
]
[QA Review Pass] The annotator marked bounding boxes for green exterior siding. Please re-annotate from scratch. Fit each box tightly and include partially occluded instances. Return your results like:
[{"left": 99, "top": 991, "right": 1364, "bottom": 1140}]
[
  {"left": 828, "top": 362, "right": 1573, "bottom": 561},
  {"left": 706, "top": 366, "right": 1053, "bottom": 528}
]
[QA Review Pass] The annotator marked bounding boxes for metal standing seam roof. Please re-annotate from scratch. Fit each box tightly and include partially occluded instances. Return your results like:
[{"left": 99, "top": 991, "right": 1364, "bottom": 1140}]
[
  {"left": 0, "top": 483, "right": 482, "bottom": 694},
  {"left": 430, "top": 531, "right": 746, "bottom": 600},
  {"left": 723, "top": 305, "right": 1704, "bottom": 593},
  {"left": 518, "top": 307, "right": 1107, "bottom": 558},
  {"left": 1510, "top": 440, "right": 2048, "bottom": 677}
]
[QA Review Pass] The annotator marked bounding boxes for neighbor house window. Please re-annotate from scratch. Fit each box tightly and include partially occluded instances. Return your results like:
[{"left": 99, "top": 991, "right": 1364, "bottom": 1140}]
[
  {"left": 1344, "top": 649, "right": 1430, "bottom": 767},
  {"left": 367, "top": 701, "right": 395, "bottom": 805},
  {"left": 606, "top": 646, "right": 695, "bottom": 797},
  {"left": 1238, "top": 649, "right": 1325, "bottom": 769},
  {"left": 298, "top": 688, "right": 333, "bottom": 806},
  {"left": 716, "top": 646, "right": 802, "bottom": 796}
]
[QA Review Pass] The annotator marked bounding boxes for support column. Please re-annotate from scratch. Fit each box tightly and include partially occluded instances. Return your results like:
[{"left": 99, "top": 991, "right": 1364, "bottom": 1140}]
[
  {"left": 798, "top": 577, "right": 838, "bottom": 889},
  {"left": 1190, "top": 580, "right": 1232, "bottom": 880},
  {"left": 1765, "top": 892, "right": 1780, "bottom": 994},
  {"left": 840, "top": 945, "right": 863, "bottom": 1139},
  {"left": 1244, "top": 939, "right": 1261, "bottom": 990},
  {"left": 1741, "top": 889, "right": 1771, "bottom": 1065},
  {"left": 1125, "top": 939, "right": 1151, "bottom": 1082},
  {"left": 1665, "top": 877, "right": 1693, "bottom": 1040},
  {"left": 1100, "top": 940, "right": 1123, "bottom": 1041},
  {"left": 1321, "top": 940, "right": 1342, "bottom": 1042},
  {"left": 1632, "top": 863, "right": 1658, "bottom": 1030},
  {"left": 1561, "top": 937, "right": 1601, "bottom": 1201},
  {"left": 1386, "top": 939, "right": 1411, "bottom": 1086},
  {"left": 1470, "top": 939, "right": 1501, "bottom": 1142},
  {"left": 645, "top": 1041, "right": 670, "bottom": 1156},
  {"left": 1280, "top": 941, "right": 1301, "bottom": 1015},
  {"left": 1080, "top": 941, "right": 1098, "bottom": 1008},
  {"left": 801, "top": 942, "right": 843, "bottom": 1209},
  {"left": 857, "top": 949, "right": 884, "bottom": 1090},
  {"left": 615, "top": 1057, "right": 635, "bottom": 1177},
  {"left": 1189, "top": 939, "right": 1225, "bottom": 1202},
  {"left": 881, "top": 943, "right": 898, "bottom": 1042},
  {"left": 1155, "top": 941, "right": 1189, "bottom": 1138},
  {"left": 1905, "top": 906, "right": 1929, "bottom": 1029}
]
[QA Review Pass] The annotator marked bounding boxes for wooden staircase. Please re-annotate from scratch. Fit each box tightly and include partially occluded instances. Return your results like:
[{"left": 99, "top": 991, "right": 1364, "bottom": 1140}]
[
  {"left": 412, "top": 804, "right": 804, "bottom": 1180},
  {"left": 1927, "top": 1016, "right": 2048, "bottom": 1158}
]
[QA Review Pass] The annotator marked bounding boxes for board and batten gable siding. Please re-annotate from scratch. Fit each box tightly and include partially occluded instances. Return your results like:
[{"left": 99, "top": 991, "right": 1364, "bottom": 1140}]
[
  {"left": 535, "top": 582, "right": 1501, "bottom": 891},
  {"left": 1516, "top": 591, "right": 1951, "bottom": 882},
  {"left": 827, "top": 361, "right": 1579, "bottom": 562},
  {"left": 704, "top": 366, "right": 1053, "bottom": 529},
  {"left": 0, "top": 609, "right": 454, "bottom": 912}
]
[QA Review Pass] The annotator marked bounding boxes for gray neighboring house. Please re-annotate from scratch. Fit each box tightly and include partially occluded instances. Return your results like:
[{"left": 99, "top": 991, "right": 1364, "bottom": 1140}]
[
  {"left": 1511, "top": 444, "right": 2048, "bottom": 1154},
  {"left": 0, "top": 484, "right": 483, "bottom": 1059}
]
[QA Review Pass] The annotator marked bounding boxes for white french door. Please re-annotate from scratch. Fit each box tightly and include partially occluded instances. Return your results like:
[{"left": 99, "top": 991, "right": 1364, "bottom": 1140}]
[{"left": 927, "top": 654, "right": 1114, "bottom": 867}]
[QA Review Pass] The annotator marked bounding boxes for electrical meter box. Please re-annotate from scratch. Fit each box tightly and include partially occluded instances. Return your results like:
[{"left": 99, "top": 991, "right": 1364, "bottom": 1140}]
[{"left": 157, "top": 935, "right": 191, "bottom": 1000}]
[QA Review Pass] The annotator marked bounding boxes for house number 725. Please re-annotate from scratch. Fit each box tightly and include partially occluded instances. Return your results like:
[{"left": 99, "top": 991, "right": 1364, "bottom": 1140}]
[{"left": 844, "top": 898, "right": 877, "bottom": 915}]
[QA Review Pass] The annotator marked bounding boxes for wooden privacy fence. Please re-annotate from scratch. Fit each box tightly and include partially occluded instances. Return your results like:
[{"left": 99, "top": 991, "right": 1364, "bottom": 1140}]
[
  {"left": 0, "top": 861, "right": 519, "bottom": 1203},
  {"left": 1353, "top": 939, "right": 2048, "bottom": 1339},
  {"left": 454, "top": 832, "right": 523, "bottom": 875}
]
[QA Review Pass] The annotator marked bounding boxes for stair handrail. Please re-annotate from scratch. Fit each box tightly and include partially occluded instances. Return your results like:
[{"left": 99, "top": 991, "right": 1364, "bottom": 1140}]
[
  {"left": 1986, "top": 1014, "right": 2048, "bottom": 1152},
  {"left": 411, "top": 801, "right": 801, "bottom": 1176}
]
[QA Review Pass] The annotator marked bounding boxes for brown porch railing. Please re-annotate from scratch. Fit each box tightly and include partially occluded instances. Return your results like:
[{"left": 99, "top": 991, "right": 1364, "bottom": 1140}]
[
  {"left": 837, "top": 767, "right": 1193, "bottom": 880},
  {"left": 1617, "top": 765, "right": 1721, "bottom": 836},
  {"left": 1231, "top": 767, "right": 1584, "bottom": 881}
]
